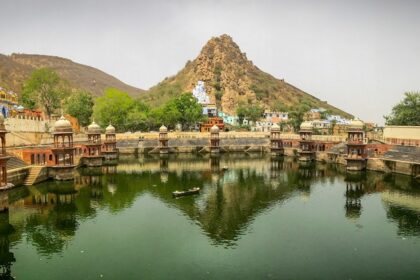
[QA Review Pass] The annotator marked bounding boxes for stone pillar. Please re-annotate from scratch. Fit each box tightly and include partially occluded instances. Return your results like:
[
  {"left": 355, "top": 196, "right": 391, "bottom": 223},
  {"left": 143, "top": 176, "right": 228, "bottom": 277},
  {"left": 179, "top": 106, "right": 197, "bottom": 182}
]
[
  {"left": 270, "top": 123, "right": 283, "bottom": 156},
  {"left": 210, "top": 125, "right": 220, "bottom": 154},
  {"left": 103, "top": 124, "right": 118, "bottom": 161},
  {"left": 83, "top": 120, "right": 104, "bottom": 167},
  {"left": 345, "top": 118, "right": 367, "bottom": 171},
  {"left": 159, "top": 125, "right": 169, "bottom": 154},
  {"left": 0, "top": 115, "right": 10, "bottom": 189},
  {"left": 50, "top": 116, "right": 76, "bottom": 180},
  {"left": 298, "top": 121, "right": 315, "bottom": 162}
]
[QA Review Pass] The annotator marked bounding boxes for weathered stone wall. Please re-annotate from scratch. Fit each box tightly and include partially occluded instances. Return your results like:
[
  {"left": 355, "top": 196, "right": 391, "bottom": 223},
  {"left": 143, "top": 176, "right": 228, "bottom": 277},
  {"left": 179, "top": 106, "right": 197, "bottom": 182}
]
[
  {"left": 7, "top": 167, "right": 30, "bottom": 186},
  {"left": 5, "top": 116, "right": 54, "bottom": 133},
  {"left": 118, "top": 135, "right": 270, "bottom": 154},
  {"left": 6, "top": 132, "right": 88, "bottom": 147},
  {"left": 367, "top": 158, "right": 391, "bottom": 173}
]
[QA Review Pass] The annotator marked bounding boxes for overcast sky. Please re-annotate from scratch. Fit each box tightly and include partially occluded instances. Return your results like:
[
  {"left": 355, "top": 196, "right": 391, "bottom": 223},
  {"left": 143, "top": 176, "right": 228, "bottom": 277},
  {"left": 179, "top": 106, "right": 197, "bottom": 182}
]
[{"left": 1, "top": 0, "right": 419, "bottom": 124}]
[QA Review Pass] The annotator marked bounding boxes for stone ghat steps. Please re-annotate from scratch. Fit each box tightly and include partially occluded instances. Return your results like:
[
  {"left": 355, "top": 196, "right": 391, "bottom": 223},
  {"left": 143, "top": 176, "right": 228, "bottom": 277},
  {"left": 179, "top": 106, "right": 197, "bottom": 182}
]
[
  {"left": 6, "top": 155, "right": 28, "bottom": 170},
  {"left": 23, "top": 166, "right": 45, "bottom": 186}
]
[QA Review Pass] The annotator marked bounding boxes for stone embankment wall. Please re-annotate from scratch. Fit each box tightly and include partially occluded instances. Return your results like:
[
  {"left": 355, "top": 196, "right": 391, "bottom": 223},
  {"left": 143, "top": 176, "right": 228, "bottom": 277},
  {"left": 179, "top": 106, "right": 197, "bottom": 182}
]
[
  {"left": 117, "top": 132, "right": 271, "bottom": 154},
  {"left": 6, "top": 132, "right": 88, "bottom": 147},
  {"left": 7, "top": 167, "right": 30, "bottom": 186}
]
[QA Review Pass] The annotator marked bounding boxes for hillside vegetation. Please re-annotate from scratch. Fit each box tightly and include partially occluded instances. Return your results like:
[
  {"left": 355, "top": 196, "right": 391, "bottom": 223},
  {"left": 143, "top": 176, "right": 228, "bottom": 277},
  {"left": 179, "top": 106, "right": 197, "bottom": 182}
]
[
  {"left": 0, "top": 53, "right": 143, "bottom": 97},
  {"left": 143, "top": 34, "right": 352, "bottom": 118}
]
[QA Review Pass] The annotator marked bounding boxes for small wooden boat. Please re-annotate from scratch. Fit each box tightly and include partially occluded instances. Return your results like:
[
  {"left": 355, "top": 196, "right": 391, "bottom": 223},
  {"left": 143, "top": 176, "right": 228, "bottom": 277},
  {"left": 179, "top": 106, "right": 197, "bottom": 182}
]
[{"left": 172, "top": 187, "right": 200, "bottom": 197}]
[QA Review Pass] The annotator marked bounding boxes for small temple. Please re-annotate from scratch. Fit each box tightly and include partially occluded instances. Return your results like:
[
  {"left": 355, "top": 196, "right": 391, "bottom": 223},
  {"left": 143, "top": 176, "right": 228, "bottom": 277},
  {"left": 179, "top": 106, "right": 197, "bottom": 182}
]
[
  {"left": 102, "top": 123, "right": 118, "bottom": 160},
  {"left": 82, "top": 120, "right": 104, "bottom": 167},
  {"left": 192, "top": 81, "right": 224, "bottom": 132},
  {"left": 298, "top": 121, "right": 316, "bottom": 161},
  {"left": 49, "top": 115, "right": 76, "bottom": 180}
]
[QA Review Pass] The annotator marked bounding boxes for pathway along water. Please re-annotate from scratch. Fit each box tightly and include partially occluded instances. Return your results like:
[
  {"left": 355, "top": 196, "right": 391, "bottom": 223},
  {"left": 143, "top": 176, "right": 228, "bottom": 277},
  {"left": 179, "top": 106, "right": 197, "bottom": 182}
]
[{"left": 1, "top": 154, "right": 420, "bottom": 279}]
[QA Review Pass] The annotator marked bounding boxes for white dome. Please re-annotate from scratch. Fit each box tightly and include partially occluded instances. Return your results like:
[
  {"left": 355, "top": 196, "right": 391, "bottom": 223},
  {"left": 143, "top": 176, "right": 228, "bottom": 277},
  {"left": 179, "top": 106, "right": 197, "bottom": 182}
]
[
  {"left": 87, "top": 120, "right": 101, "bottom": 134},
  {"left": 300, "top": 121, "right": 313, "bottom": 130},
  {"left": 105, "top": 124, "right": 115, "bottom": 134},
  {"left": 54, "top": 116, "right": 73, "bottom": 133},
  {"left": 349, "top": 118, "right": 364, "bottom": 130},
  {"left": 271, "top": 123, "right": 280, "bottom": 132},
  {"left": 159, "top": 125, "right": 168, "bottom": 133},
  {"left": 210, "top": 125, "right": 220, "bottom": 133}
]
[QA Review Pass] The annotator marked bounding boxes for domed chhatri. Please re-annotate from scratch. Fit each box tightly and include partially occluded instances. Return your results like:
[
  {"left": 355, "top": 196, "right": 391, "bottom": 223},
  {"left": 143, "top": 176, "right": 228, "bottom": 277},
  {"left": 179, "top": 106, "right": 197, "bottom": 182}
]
[
  {"left": 210, "top": 124, "right": 220, "bottom": 133},
  {"left": 270, "top": 123, "right": 283, "bottom": 156},
  {"left": 159, "top": 125, "right": 168, "bottom": 133},
  {"left": 300, "top": 121, "right": 313, "bottom": 130},
  {"left": 54, "top": 115, "right": 73, "bottom": 133},
  {"left": 159, "top": 125, "right": 169, "bottom": 154},
  {"left": 298, "top": 121, "right": 315, "bottom": 162},
  {"left": 270, "top": 123, "right": 280, "bottom": 132},
  {"left": 87, "top": 120, "right": 101, "bottom": 134},
  {"left": 103, "top": 123, "right": 118, "bottom": 160},
  {"left": 349, "top": 118, "right": 364, "bottom": 130},
  {"left": 105, "top": 123, "right": 116, "bottom": 134},
  {"left": 209, "top": 125, "right": 220, "bottom": 153}
]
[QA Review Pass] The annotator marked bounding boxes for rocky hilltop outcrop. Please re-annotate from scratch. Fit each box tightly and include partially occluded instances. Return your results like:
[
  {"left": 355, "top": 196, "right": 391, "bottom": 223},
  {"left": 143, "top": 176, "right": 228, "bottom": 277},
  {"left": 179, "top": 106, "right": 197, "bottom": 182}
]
[
  {"left": 144, "top": 34, "right": 352, "bottom": 118},
  {"left": 0, "top": 53, "right": 144, "bottom": 97}
]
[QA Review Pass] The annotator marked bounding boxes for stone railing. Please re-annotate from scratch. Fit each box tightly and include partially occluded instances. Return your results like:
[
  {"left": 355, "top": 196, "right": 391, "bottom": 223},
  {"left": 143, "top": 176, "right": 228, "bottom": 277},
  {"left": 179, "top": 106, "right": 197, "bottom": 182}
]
[{"left": 116, "top": 131, "right": 270, "bottom": 140}]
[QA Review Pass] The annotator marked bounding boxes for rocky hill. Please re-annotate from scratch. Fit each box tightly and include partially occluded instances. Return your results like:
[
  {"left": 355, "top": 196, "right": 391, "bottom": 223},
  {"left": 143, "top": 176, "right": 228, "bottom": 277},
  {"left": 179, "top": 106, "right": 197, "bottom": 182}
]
[
  {"left": 144, "top": 34, "right": 352, "bottom": 118},
  {"left": 0, "top": 53, "right": 144, "bottom": 97}
]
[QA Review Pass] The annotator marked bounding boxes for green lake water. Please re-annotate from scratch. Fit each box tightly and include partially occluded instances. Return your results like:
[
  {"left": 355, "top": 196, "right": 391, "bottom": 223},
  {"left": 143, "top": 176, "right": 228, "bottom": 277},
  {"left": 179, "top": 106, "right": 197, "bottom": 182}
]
[{"left": 1, "top": 154, "right": 420, "bottom": 279}]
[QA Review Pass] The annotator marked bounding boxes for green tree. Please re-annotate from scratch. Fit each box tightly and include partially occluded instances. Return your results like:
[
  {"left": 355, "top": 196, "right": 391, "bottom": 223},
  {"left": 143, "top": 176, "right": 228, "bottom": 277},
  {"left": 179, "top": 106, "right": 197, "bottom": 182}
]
[
  {"left": 236, "top": 105, "right": 247, "bottom": 125},
  {"left": 246, "top": 104, "right": 264, "bottom": 122},
  {"left": 93, "top": 88, "right": 135, "bottom": 130},
  {"left": 65, "top": 91, "right": 94, "bottom": 127},
  {"left": 236, "top": 103, "right": 264, "bottom": 124},
  {"left": 288, "top": 103, "right": 311, "bottom": 132},
  {"left": 172, "top": 93, "right": 204, "bottom": 129},
  {"left": 22, "top": 68, "right": 67, "bottom": 117},
  {"left": 384, "top": 92, "right": 420, "bottom": 126}
]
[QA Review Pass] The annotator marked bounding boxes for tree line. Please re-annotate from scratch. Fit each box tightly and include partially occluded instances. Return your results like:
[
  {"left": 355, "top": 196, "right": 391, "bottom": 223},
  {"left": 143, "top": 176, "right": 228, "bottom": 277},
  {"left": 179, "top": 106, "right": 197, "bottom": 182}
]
[
  {"left": 21, "top": 68, "right": 204, "bottom": 131},
  {"left": 21, "top": 68, "right": 420, "bottom": 131}
]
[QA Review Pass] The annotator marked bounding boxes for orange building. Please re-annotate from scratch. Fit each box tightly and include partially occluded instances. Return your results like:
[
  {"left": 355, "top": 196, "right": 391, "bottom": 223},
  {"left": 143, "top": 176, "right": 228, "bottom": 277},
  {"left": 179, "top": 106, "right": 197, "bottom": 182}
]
[{"left": 200, "top": 117, "right": 224, "bottom": 132}]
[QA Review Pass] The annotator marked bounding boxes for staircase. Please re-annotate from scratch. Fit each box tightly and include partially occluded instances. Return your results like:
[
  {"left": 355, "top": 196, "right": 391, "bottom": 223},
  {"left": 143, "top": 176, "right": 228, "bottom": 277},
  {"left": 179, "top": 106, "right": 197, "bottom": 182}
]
[{"left": 23, "top": 166, "right": 45, "bottom": 186}]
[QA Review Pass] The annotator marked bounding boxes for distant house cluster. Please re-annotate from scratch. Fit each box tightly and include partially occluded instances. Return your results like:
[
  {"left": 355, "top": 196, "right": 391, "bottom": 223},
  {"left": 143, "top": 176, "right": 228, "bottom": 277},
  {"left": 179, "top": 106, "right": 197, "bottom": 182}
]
[
  {"left": 0, "top": 86, "right": 19, "bottom": 117},
  {"left": 190, "top": 80, "right": 377, "bottom": 135}
]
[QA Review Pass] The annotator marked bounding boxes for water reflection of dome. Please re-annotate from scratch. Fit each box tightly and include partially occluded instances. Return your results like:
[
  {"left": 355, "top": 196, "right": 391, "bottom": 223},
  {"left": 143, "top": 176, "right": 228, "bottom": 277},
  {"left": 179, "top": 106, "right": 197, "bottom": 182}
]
[
  {"left": 211, "top": 173, "right": 219, "bottom": 184},
  {"left": 107, "top": 183, "right": 117, "bottom": 195},
  {"left": 160, "top": 172, "right": 168, "bottom": 184},
  {"left": 345, "top": 203, "right": 362, "bottom": 221}
]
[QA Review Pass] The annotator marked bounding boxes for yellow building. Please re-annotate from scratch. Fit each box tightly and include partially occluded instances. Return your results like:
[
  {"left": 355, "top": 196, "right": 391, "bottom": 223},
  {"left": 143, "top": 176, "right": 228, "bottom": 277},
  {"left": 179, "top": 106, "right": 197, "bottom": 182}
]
[
  {"left": 383, "top": 126, "right": 420, "bottom": 146},
  {"left": 0, "top": 87, "right": 19, "bottom": 117}
]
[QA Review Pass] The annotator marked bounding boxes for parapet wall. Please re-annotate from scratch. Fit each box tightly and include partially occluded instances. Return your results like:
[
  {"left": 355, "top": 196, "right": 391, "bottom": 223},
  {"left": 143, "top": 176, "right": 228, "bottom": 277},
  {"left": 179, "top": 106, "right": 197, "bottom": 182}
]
[
  {"left": 6, "top": 132, "right": 88, "bottom": 147},
  {"left": 118, "top": 133, "right": 271, "bottom": 154},
  {"left": 5, "top": 116, "right": 54, "bottom": 133}
]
